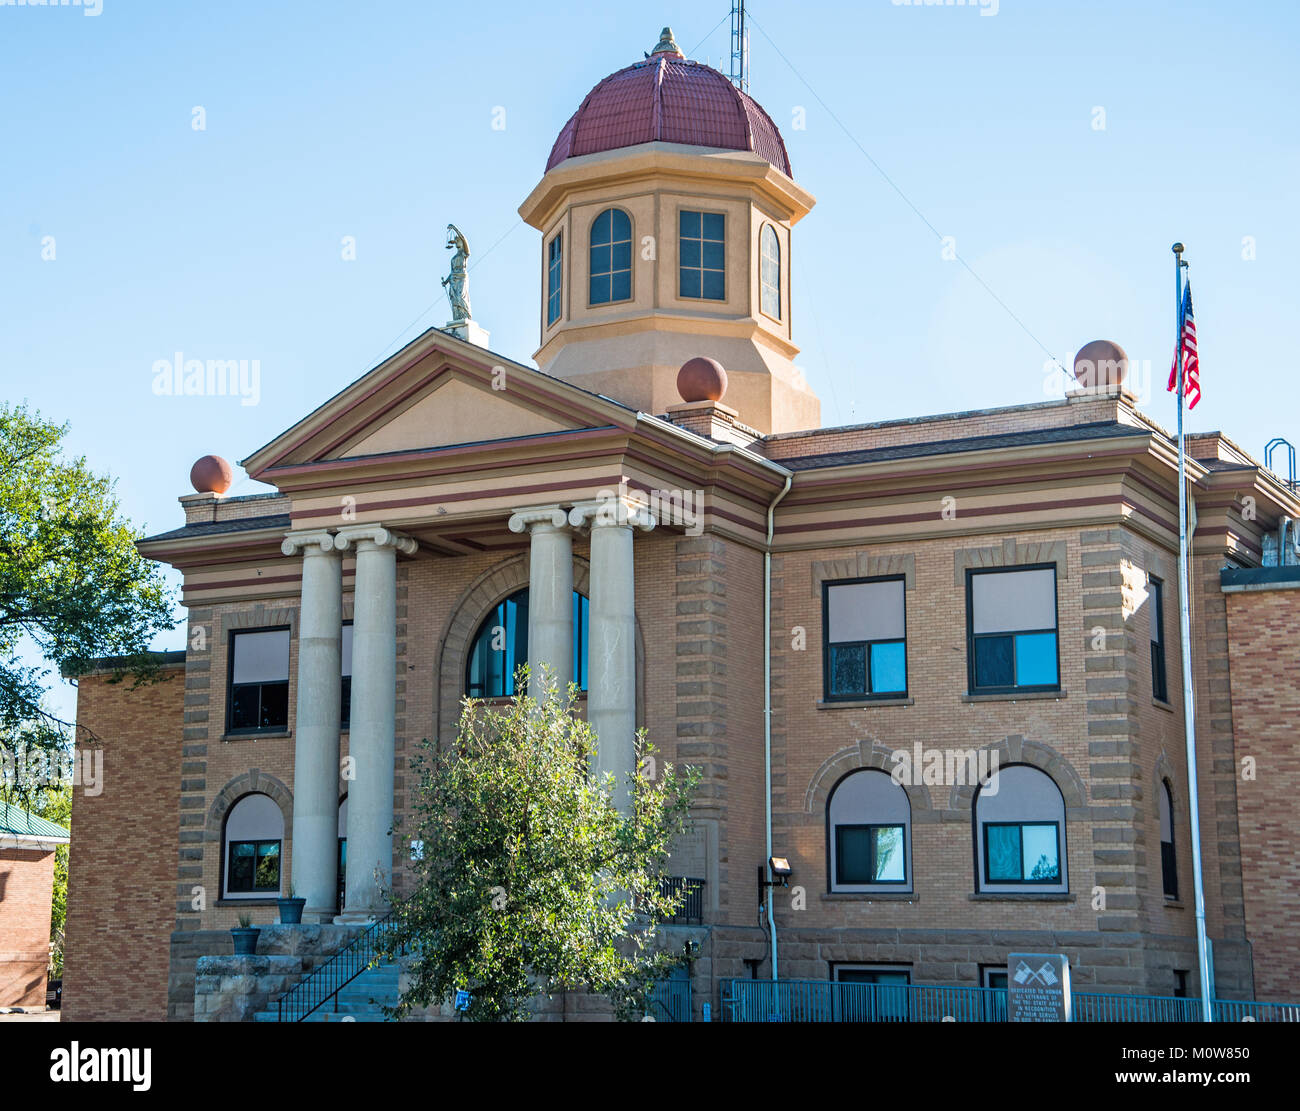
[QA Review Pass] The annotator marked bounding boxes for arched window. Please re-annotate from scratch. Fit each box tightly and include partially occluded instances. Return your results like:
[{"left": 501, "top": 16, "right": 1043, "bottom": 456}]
[
  {"left": 222, "top": 793, "right": 284, "bottom": 899},
  {"left": 760, "top": 223, "right": 781, "bottom": 319},
  {"left": 589, "top": 208, "right": 632, "bottom": 305},
  {"left": 827, "top": 769, "right": 911, "bottom": 892},
  {"left": 1159, "top": 780, "right": 1178, "bottom": 899},
  {"left": 973, "top": 764, "right": 1067, "bottom": 892},
  {"left": 464, "top": 588, "right": 589, "bottom": 698}
]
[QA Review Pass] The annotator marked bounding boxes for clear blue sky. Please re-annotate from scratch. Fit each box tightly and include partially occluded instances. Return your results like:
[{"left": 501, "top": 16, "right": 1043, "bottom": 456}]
[{"left": 3, "top": 1, "right": 1296, "bottom": 721}]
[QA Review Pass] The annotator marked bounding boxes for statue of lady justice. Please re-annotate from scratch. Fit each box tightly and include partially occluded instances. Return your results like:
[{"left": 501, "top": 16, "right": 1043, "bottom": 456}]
[{"left": 441, "top": 223, "right": 471, "bottom": 322}]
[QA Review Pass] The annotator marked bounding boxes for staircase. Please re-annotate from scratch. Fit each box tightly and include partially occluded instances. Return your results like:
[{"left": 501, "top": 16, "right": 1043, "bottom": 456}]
[
  {"left": 261, "top": 912, "right": 403, "bottom": 1022},
  {"left": 255, "top": 959, "right": 400, "bottom": 1023}
]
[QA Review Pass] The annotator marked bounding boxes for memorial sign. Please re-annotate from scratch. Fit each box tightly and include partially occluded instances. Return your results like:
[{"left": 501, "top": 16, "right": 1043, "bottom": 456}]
[{"left": 1007, "top": 953, "right": 1072, "bottom": 1022}]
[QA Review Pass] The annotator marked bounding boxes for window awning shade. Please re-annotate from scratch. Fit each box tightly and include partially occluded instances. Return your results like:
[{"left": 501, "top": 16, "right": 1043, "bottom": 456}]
[
  {"left": 827, "top": 579, "right": 905, "bottom": 643},
  {"left": 971, "top": 568, "right": 1056, "bottom": 634}
]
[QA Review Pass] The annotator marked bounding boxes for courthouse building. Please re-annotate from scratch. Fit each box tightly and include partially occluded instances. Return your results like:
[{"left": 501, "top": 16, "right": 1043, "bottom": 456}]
[{"left": 63, "top": 28, "right": 1300, "bottom": 1020}]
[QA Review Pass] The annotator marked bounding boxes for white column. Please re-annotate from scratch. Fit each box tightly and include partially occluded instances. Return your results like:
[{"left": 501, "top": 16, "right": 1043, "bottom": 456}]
[
  {"left": 569, "top": 497, "right": 655, "bottom": 812},
  {"left": 281, "top": 529, "right": 342, "bottom": 923},
  {"left": 332, "top": 525, "right": 417, "bottom": 921},
  {"left": 508, "top": 506, "right": 573, "bottom": 700}
]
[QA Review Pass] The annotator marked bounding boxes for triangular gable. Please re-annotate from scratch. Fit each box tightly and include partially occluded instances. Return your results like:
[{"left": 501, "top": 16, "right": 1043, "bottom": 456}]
[
  {"left": 333, "top": 373, "right": 573, "bottom": 459},
  {"left": 241, "top": 327, "right": 636, "bottom": 480}
]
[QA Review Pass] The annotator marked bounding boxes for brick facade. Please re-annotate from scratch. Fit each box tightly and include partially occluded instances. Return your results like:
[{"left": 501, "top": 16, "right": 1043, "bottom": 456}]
[{"left": 0, "top": 847, "right": 56, "bottom": 1007}]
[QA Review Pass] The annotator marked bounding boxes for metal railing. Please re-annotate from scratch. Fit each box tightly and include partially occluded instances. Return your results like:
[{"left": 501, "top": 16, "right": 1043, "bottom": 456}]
[
  {"left": 721, "top": 978, "right": 1007, "bottom": 1022},
  {"left": 658, "top": 876, "right": 705, "bottom": 925},
  {"left": 275, "top": 913, "right": 397, "bottom": 1022},
  {"left": 648, "top": 977, "right": 692, "bottom": 1022},
  {"left": 721, "top": 978, "right": 1300, "bottom": 1023}
]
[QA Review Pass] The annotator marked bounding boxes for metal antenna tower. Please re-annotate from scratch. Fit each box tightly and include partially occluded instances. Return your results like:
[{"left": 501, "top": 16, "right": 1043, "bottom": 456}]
[{"left": 730, "top": 1, "right": 749, "bottom": 92}]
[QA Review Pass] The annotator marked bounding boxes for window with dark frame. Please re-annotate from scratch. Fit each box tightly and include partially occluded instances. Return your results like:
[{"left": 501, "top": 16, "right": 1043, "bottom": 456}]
[
  {"left": 228, "top": 627, "right": 290, "bottom": 733},
  {"left": 465, "top": 588, "right": 590, "bottom": 698},
  {"left": 340, "top": 621, "right": 353, "bottom": 729},
  {"left": 823, "top": 576, "right": 907, "bottom": 700},
  {"left": 588, "top": 208, "right": 631, "bottom": 305},
  {"left": 1150, "top": 575, "right": 1168, "bottom": 702},
  {"left": 1160, "top": 779, "right": 1178, "bottom": 899},
  {"left": 982, "top": 820, "right": 1061, "bottom": 883},
  {"left": 226, "top": 839, "right": 282, "bottom": 894},
  {"left": 835, "top": 823, "right": 906, "bottom": 884},
  {"left": 1173, "top": 970, "right": 1189, "bottom": 998},
  {"left": 967, "top": 565, "right": 1059, "bottom": 694},
  {"left": 831, "top": 965, "right": 911, "bottom": 1021},
  {"left": 546, "top": 232, "right": 563, "bottom": 325},
  {"left": 678, "top": 210, "right": 725, "bottom": 300}
]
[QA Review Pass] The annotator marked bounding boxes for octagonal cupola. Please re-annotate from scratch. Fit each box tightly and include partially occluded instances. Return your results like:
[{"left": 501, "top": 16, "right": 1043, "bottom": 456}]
[{"left": 518, "top": 27, "right": 820, "bottom": 436}]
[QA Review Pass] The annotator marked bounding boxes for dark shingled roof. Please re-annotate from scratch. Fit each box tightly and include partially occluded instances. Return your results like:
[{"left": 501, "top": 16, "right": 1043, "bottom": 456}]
[
  {"left": 777, "top": 422, "right": 1152, "bottom": 471},
  {"left": 141, "top": 513, "right": 291, "bottom": 545}
]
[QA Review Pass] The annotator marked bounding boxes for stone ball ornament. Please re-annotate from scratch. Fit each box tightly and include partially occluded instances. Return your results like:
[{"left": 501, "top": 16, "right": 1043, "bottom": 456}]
[
  {"left": 676, "top": 356, "right": 728, "bottom": 404},
  {"left": 1072, "top": 340, "right": 1129, "bottom": 390},
  {"left": 189, "top": 455, "right": 233, "bottom": 495}
]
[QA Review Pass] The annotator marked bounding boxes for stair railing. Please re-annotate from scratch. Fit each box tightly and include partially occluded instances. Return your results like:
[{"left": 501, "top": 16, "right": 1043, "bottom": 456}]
[{"left": 275, "top": 912, "right": 398, "bottom": 1022}]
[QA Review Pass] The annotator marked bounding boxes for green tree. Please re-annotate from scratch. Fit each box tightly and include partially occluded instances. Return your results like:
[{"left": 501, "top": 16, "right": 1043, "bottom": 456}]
[
  {"left": 34, "top": 784, "right": 71, "bottom": 977},
  {"left": 0, "top": 402, "right": 175, "bottom": 805},
  {"left": 384, "top": 674, "right": 701, "bottom": 1021}
]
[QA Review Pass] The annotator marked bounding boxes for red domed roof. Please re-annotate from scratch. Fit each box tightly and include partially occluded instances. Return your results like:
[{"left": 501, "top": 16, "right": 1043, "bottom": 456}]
[{"left": 546, "top": 28, "right": 792, "bottom": 178}]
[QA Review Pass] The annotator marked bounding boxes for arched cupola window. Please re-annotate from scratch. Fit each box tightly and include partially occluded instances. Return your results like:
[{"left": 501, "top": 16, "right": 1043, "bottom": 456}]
[
  {"left": 760, "top": 223, "right": 781, "bottom": 320},
  {"left": 1160, "top": 780, "right": 1178, "bottom": 899},
  {"left": 465, "top": 588, "right": 590, "bottom": 698},
  {"left": 589, "top": 208, "right": 632, "bottom": 305}
]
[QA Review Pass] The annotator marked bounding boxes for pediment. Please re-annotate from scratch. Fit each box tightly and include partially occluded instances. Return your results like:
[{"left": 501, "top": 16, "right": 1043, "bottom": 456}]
[
  {"left": 330, "top": 373, "right": 575, "bottom": 459},
  {"left": 241, "top": 328, "right": 635, "bottom": 479}
]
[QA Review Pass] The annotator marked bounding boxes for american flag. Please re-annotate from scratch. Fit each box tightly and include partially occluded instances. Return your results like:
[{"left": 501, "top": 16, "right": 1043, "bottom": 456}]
[{"left": 1167, "top": 281, "right": 1200, "bottom": 409}]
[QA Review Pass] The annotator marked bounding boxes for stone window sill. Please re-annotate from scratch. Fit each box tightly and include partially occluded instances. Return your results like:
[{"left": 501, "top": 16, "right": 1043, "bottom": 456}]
[
  {"left": 221, "top": 730, "right": 292, "bottom": 742},
  {"left": 961, "top": 690, "right": 1066, "bottom": 704},
  {"left": 822, "top": 892, "right": 917, "bottom": 902},
  {"left": 1164, "top": 898, "right": 1185, "bottom": 910},
  {"left": 1153, "top": 698, "right": 1175, "bottom": 714},
  {"left": 215, "top": 898, "right": 280, "bottom": 907},
  {"left": 818, "top": 697, "right": 914, "bottom": 710},
  {"left": 969, "top": 892, "right": 1075, "bottom": 902}
]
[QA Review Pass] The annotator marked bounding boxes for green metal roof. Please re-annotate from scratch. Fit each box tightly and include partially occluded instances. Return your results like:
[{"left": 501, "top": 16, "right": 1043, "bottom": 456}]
[{"left": 0, "top": 801, "right": 70, "bottom": 842}]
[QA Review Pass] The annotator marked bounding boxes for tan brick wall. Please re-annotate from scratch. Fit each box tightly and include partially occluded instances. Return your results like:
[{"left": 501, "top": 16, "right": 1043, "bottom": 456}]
[
  {"left": 62, "top": 667, "right": 185, "bottom": 1020},
  {"left": 0, "top": 848, "right": 56, "bottom": 1007},
  {"left": 1225, "top": 583, "right": 1300, "bottom": 1000}
]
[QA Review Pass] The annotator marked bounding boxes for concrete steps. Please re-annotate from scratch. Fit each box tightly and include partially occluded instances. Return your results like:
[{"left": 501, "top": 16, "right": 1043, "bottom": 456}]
[{"left": 255, "top": 961, "right": 400, "bottom": 1023}]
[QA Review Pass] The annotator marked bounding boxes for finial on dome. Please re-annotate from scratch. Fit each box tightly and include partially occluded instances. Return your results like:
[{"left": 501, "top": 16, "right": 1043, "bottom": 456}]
[{"left": 650, "top": 26, "right": 683, "bottom": 58}]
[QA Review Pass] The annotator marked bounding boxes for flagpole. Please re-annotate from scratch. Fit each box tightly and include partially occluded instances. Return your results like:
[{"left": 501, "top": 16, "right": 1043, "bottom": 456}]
[{"left": 1173, "top": 242, "right": 1214, "bottom": 1021}]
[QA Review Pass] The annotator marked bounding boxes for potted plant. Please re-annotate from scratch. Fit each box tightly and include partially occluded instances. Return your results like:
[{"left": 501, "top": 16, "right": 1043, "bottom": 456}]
[
  {"left": 231, "top": 912, "right": 260, "bottom": 956},
  {"left": 278, "top": 882, "right": 306, "bottom": 925}
]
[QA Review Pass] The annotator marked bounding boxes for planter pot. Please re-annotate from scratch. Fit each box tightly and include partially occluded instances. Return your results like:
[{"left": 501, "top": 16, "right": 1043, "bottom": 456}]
[
  {"left": 230, "top": 927, "right": 260, "bottom": 956},
  {"left": 277, "top": 897, "right": 307, "bottom": 925}
]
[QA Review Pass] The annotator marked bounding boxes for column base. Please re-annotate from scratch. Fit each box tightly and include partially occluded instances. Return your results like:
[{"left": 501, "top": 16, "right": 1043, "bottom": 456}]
[
  {"left": 304, "top": 906, "right": 338, "bottom": 925},
  {"left": 333, "top": 910, "right": 383, "bottom": 925}
]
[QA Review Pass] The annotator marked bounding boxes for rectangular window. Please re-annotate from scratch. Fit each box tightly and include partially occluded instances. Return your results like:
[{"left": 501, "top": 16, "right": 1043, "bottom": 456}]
[
  {"left": 1150, "top": 575, "right": 1168, "bottom": 702},
  {"left": 967, "top": 566, "right": 1059, "bottom": 693},
  {"left": 832, "top": 965, "right": 911, "bottom": 1021},
  {"left": 228, "top": 628, "right": 290, "bottom": 732},
  {"left": 227, "top": 839, "right": 281, "bottom": 893},
  {"left": 341, "top": 622, "right": 353, "bottom": 729},
  {"left": 980, "top": 965, "right": 1009, "bottom": 1021},
  {"left": 823, "top": 576, "right": 907, "bottom": 700},
  {"left": 835, "top": 824, "right": 907, "bottom": 884},
  {"left": 983, "top": 821, "right": 1061, "bottom": 883},
  {"left": 678, "top": 210, "right": 725, "bottom": 301},
  {"left": 546, "top": 233, "right": 563, "bottom": 325}
]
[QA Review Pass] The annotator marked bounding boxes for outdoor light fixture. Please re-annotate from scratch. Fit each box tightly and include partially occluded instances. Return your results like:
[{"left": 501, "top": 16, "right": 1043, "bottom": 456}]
[{"left": 757, "top": 856, "right": 794, "bottom": 915}]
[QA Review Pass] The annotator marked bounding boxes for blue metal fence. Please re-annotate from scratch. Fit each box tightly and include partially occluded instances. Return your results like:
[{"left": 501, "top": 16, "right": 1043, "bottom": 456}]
[{"left": 720, "top": 978, "right": 1299, "bottom": 1023}]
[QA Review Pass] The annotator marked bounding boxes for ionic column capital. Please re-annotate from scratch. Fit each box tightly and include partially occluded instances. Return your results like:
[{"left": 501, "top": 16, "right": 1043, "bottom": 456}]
[
  {"left": 507, "top": 505, "right": 569, "bottom": 534},
  {"left": 333, "top": 525, "right": 418, "bottom": 555},
  {"left": 281, "top": 529, "right": 339, "bottom": 557},
  {"left": 568, "top": 497, "right": 656, "bottom": 532}
]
